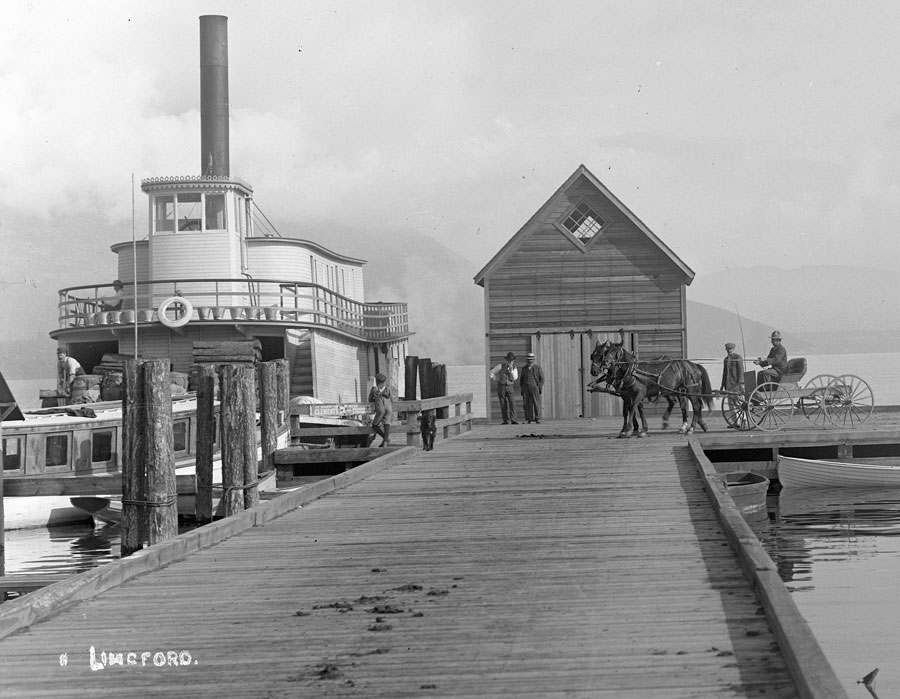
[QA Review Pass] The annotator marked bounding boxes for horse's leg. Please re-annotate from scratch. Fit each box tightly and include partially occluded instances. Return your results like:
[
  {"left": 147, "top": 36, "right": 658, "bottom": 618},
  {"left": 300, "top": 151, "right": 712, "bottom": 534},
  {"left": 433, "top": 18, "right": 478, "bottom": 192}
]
[
  {"left": 696, "top": 396, "right": 709, "bottom": 432},
  {"left": 661, "top": 395, "right": 674, "bottom": 430},
  {"left": 677, "top": 396, "right": 692, "bottom": 434},
  {"left": 636, "top": 401, "right": 649, "bottom": 437},
  {"left": 618, "top": 400, "right": 630, "bottom": 437},
  {"left": 618, "top": 393, "right": 634, "bottom": 438}
]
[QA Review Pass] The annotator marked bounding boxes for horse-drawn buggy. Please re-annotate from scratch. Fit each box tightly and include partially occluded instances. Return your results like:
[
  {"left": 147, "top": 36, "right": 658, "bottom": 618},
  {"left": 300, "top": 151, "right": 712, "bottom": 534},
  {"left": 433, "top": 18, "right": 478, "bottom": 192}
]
[
  {"left": 718, "top": 358, "right": 874, "bottom": 431},
  {"left": 588, "top": 340, "right": 874, "bottom": 436}
]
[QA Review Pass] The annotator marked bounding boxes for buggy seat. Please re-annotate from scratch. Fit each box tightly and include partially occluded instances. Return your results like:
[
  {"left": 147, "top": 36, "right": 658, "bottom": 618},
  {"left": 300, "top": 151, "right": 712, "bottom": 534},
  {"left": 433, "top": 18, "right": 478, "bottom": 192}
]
[{"left": 778, "top": 357, "right": 807, "bottom": 388}]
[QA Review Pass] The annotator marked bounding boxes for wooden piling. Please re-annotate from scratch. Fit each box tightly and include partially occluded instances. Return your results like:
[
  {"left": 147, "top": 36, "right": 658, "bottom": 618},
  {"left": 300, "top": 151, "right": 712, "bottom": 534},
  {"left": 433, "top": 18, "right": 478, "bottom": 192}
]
[
  {"left": 144, "top": 360, "right": 178, "bottom": 546},
  {"left": 418, "top": 358, "right": 433, "bottom": 399},
  {"left": 274, "top": 358, "right": 290, "bottom": 425},
  {"left": 219, "top": 364, "right": 259, "bottom": 516},
  {"left": 404, "top": 356, "right": 418, "bottom": 400},
  {"left": 121, "top": 359, "right": 146, "bottom": 558},
  {"left": 1, "top": 418, "right": 5, "bottom": 577},
  {"left": 194, "top": 364, "right": 217, "bottom": 525},
  {"left": 258, "top": 361, "right": 278, "bottom": 476}
]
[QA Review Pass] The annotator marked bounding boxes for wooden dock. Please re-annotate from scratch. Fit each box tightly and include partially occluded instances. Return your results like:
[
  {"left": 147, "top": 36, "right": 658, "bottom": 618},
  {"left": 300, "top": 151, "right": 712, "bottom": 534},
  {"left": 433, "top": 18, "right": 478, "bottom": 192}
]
[{"left": 0, "top": 418, "right": 846, "bottom": 697}]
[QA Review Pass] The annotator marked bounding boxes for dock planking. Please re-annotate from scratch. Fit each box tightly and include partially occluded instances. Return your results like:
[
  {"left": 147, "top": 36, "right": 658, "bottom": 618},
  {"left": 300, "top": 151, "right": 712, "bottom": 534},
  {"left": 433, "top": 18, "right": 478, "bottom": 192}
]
[{"left": 0, "top": 419, "right": 805, "bottom": 697}]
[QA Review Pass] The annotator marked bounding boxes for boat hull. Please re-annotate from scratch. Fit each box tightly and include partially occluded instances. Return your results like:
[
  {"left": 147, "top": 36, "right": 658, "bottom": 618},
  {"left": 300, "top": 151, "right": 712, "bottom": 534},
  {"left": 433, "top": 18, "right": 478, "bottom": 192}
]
[
  {"left": 3, "top": 496, "right": 93, "bottom": 530},
  {"left": 778, "top": 456, "right": 900, "bottom": 489}
]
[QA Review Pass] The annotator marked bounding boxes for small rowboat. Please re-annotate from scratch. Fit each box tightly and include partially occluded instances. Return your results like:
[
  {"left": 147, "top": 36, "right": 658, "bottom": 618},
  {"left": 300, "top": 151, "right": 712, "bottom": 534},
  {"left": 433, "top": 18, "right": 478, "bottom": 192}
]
[
  {"left": 778, "top": 455, "right": 900, "bottom": 489},
  {"left": 723, "top": 471, "right": 769, "bottom": 518}
]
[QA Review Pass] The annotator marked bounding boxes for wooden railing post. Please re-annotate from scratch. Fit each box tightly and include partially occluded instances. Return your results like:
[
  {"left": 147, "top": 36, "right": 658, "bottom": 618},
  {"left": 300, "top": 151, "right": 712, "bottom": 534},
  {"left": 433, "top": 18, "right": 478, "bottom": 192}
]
[
  {"left": 144, "top": 360, "right": 178, "bottom": 546},
  {"left": 258, "top": 361, "right": 278, "bottom": 476},
  {"left": 194, "top": 364, "right": 217, "bottom": 525}
]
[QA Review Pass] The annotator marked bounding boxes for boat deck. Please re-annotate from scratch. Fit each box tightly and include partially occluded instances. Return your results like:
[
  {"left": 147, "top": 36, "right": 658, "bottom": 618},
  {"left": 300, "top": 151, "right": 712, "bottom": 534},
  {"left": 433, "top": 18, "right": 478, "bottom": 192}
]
[{"left": 0, "top": 418, "right": 829, "bottom": 697}]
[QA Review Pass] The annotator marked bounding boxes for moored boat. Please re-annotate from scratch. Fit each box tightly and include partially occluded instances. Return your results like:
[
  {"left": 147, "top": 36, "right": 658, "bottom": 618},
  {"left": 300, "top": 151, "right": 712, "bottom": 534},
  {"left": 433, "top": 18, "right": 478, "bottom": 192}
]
[
  {"left": 723, "top": 471, "right": 769, "bottom": 519},
  {"left": 778, "top": 455, "right": 900, "bottom": 489},
  {"left": 2, "top": 15, "right": 411, "bottom": 530}
]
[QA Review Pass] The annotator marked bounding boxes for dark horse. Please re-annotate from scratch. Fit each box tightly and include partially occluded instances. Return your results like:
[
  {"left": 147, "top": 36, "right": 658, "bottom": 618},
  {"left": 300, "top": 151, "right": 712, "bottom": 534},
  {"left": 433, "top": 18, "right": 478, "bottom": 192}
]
[
  {"left": 589, "top": 340, "right": 713, "bottom": 435},
  {"left": 588, "top": 343, "right": 648, "bottom": 438}
]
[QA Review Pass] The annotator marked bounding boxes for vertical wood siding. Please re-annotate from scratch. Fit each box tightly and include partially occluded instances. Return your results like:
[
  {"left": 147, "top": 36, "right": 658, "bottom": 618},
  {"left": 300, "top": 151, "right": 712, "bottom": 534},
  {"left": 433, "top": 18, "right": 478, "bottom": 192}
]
[{"left": 483, "top": 177, "right": 690, "bottom": 421}]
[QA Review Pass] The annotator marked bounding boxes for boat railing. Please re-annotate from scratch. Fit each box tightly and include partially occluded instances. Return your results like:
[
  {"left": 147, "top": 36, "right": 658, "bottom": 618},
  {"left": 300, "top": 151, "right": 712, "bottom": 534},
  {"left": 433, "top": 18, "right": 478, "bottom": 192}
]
[{"left": 57, "top": 278, "right": 411, "bottom": 341}]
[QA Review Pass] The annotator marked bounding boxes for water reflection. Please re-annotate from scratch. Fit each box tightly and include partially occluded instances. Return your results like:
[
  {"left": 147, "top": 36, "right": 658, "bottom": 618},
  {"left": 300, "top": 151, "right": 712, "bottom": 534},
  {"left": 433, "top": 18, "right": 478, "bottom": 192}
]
[
  {"left": 4, "top": 522, "right": 120, "bottom": 577},
  {"left": 760, "top": 487, "right": 900, "bottom": 698}
]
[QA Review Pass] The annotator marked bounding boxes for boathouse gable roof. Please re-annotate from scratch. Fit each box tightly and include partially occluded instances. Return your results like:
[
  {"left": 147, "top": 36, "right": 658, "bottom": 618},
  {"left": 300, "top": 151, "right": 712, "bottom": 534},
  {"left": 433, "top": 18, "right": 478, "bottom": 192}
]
[{"left": 473, "top": 164, "right": 695, "bottom": 287}]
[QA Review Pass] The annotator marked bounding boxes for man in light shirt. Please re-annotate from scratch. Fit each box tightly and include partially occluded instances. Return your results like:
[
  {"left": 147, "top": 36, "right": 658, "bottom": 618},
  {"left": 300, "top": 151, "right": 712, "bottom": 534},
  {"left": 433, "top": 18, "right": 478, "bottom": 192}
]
[{"left": 489, "top": 351, "right": 519, "bottom": 424}]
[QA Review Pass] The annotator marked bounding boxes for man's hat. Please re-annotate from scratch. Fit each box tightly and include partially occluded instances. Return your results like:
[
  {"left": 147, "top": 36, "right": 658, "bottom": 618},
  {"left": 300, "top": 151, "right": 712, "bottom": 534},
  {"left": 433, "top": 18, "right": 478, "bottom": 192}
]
[
  {"left": 770, "top": 330, "right": 782, "bottom": 340},
  {"left": 725, "top": 343, "right": 736, "bottom": 351},
  {"left": 525, "top": 352, "right": 536, "bottom": 359},
  {"left": 56, "top": 347, "right": 65, "bottom": 354},
  {"left": 505, "top": 352, "right": 516, "bottom": 360},
  {"left": 374, "top": 373, "right": 387, "bottom": 382}
]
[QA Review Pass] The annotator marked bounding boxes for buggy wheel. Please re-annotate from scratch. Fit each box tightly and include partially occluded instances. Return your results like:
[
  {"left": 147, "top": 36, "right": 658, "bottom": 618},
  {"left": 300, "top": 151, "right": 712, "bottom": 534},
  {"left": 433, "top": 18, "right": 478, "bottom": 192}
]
[
  {"left": 721, "top": 392, "right": 751, "bottom": 430},
  {"left": 799, "top": 374, "right": 837, "bottom": 428},
  {"left": 748, "top": 383, "right": 794, "bottom": 431},
  {"left": 826, "top": 374, "right": 874, "bottom": 427}
]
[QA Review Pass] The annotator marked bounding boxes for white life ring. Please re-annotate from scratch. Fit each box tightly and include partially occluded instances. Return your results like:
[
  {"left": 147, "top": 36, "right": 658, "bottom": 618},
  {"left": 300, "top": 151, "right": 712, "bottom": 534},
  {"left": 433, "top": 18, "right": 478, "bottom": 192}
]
[{"left": 157, "top": 296, "right": 193, "bottom": 329}]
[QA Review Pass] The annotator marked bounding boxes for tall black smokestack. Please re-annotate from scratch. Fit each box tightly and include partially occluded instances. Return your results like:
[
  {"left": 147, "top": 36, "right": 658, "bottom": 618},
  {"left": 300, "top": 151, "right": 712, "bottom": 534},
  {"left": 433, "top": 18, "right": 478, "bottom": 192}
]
[{"left": 200, "top": 15, "right": 229, "bottom": 177}]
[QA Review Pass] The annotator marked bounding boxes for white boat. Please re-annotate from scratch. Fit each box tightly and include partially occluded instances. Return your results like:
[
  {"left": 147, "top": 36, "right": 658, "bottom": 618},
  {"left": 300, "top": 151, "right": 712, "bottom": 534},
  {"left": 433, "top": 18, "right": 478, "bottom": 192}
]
[{"left": 778, "top": 455, "right": 900, "bottom": 489}]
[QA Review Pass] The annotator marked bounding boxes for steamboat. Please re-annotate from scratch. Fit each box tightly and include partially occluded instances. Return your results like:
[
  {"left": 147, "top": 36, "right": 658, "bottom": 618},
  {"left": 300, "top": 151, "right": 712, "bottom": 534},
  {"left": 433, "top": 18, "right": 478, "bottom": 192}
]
[{"left": 1, "top": 15, "right": 411, "bottom": 529}]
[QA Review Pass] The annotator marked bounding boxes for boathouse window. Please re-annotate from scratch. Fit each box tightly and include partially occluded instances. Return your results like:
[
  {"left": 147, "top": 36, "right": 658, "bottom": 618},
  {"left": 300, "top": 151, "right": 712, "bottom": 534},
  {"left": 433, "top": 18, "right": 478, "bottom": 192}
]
[
  {"left": 177, "top": 193, "right": 202, "bottom": 231},
  {"left": 155, "top": 196, "right": 175, "bottom": 232},
  {"left": 2, "top": 436, "right": 23, "bottom": 471},
  {"left": 561, "top": 201, "right": 605, "bottom": 242},
  {"left": 45, "top": 434, "right": 69, "bottom": 468},
  {"left": 205, "top": 193, "right": 226, "bottom": 230},
  {"left": 91, "top": 430, "right": 114, "bottom": 464},
  {"left": 173, "top": 420, "right": 189, "bottom": 453}
]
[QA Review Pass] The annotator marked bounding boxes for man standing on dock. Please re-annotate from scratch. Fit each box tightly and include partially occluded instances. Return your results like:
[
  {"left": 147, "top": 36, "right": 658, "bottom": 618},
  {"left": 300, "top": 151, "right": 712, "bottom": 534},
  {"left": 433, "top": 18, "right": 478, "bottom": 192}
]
[
  {"left": 489, "top": 352, "right": 519, "bottom": 424},
  {"left": 721, "top": 343, "right": 744, "bottom": 394},
  {"left": 520, "top": 352, "right": 545, "bottom": 424},
  {"left": 368, "top": 373, "right": 393, "bottom": 446}
]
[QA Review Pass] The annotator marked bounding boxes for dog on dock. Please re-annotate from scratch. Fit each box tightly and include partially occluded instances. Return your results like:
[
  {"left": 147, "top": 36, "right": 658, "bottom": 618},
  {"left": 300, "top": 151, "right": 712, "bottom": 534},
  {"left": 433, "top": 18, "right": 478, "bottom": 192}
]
[{"left": 420, "top": 409, "right": 436, "bottom": 451}]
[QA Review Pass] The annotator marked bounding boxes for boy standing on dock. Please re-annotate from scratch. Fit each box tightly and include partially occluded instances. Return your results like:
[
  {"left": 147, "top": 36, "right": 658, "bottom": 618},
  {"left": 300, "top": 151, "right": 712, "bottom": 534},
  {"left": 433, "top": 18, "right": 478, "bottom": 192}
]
[{"left": 368, "top": 373, "right": 393, "bottom": 447}]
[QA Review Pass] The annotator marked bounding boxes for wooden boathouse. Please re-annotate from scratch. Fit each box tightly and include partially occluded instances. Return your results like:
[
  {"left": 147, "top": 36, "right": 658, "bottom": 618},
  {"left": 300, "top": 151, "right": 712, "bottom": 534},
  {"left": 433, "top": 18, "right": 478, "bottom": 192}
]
[
  {"left": 475, "top": 165, "right": 695, "bottom": 422},
  {"left": 0, "top": 417, "right": 847, "bottom": 698}
]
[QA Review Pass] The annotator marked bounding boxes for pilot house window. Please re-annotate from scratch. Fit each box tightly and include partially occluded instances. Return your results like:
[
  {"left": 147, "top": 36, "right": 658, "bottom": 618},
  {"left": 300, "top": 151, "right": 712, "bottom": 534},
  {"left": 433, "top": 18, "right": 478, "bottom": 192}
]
[
  {"left": 177, "top": 193, "right": 202, "bottom": 231},
  {"left": 562, "top": 202, "right": 605, "bottom": 242}
]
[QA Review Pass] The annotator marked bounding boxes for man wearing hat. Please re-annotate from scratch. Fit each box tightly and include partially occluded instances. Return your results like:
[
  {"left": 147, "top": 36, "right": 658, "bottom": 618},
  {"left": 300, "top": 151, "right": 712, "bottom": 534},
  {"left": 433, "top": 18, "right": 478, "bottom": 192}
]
[
  {"left": 520, "top": 352, "right": 545, "bottom": 424},
  {"left": 489, "top": 351, "right": 519, "bottom": 424},
  {"left": 755, "top": 330, "right": 788, "bottom": 387},
  {"left": 720, "top": 343, "right": 744, "bottom": 394}
]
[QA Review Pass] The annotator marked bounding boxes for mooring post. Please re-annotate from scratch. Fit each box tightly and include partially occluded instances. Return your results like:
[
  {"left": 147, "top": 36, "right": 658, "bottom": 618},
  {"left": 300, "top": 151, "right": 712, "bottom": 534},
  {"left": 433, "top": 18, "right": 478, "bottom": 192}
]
[
  {"left": 258, "top": 361, "right": 278, "bottom": 477},
  {"left": 194, "top": 364, "right": 217, "bottom": 525},
  {"left": 418, "top": 357, "right": 433, "bottom": 400},
  {"left": 219, "top": 364, "right": 259, "bottom": 515},
  {"left": 122, "top": 359, "right": 147, "bottom": 558},
  {"left": 404, "top": 356, "right": 418, "bottom": 400},
  {"left": 274, "top": 358, "right": 290, "bottom": 425},
  {"left": 1, "top": 417, "right": 5, "bottom": 577},
  {"left": 241, "top": 364, "right": 260, "bottom": 510},
  {"left": 144, "top": 360, "right": 178, "bottom": 546}
]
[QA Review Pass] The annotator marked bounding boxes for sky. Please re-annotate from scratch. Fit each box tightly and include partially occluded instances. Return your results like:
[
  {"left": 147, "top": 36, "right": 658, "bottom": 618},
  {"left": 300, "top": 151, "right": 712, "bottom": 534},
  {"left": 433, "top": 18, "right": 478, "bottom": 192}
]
[{"left": 3, "top": 1, "right": 900, "bottom": 376}]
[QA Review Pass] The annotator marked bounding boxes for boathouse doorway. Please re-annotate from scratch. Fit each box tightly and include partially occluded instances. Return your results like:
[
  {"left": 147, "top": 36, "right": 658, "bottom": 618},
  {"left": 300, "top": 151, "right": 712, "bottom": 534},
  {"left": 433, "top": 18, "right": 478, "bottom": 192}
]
[{"left": 531, "top": 331, "right": 636, "bottom": 420}]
